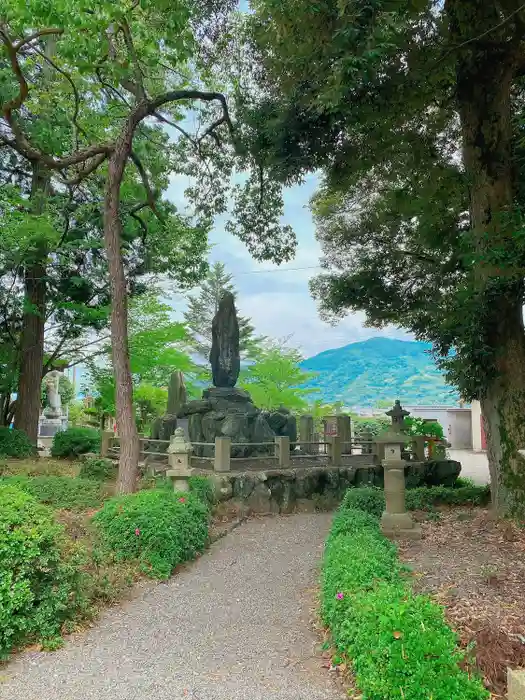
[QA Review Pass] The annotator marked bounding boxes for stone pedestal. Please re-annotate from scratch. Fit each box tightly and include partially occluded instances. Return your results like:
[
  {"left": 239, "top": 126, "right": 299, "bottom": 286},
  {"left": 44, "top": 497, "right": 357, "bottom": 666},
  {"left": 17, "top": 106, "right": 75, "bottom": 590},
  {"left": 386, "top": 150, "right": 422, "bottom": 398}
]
[
  {"left": 101, "top": 430, "right": 114, "bottom": 458},
  {"left": 381, "top": 459, "right": 422, "bottom": 540},
  {"left": 38, "top": 416, "right": 62, "bottom": 438},
  {"left": 376, "top": 430, "right": 421, "bottom": 541}
]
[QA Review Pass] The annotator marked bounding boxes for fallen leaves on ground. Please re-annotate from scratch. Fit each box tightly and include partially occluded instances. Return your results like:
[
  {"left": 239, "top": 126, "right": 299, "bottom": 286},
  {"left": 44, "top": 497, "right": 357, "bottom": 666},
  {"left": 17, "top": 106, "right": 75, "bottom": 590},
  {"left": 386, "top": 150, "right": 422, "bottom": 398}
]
[{"left": 399, "top": 507, "right": 525, "bottom": 698}]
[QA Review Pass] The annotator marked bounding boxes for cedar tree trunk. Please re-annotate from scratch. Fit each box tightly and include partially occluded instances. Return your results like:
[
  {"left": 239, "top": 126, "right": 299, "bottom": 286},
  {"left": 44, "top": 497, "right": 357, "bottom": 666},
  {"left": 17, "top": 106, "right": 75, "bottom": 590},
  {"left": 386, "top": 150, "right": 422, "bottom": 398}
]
[
  {"left": 104, "top": 131, "right": 140, "bottom": 493},
  {"left": 14, "top": 161, "right": 50, "bottom": 444}
]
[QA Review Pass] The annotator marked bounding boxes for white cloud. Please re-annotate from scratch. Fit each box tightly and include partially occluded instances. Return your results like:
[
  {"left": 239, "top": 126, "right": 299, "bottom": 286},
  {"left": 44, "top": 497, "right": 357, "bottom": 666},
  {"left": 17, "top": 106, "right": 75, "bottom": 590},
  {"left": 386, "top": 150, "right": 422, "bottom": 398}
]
[{"left": 164, "top": 160, "right": 412, "bottom": 357}]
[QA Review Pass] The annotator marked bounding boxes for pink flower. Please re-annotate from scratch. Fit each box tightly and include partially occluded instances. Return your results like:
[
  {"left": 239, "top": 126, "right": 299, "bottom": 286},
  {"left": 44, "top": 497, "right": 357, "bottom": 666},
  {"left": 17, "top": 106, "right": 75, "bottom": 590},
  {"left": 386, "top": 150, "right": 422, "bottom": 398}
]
[
  {"left": 336, "top": 592, "right": 344, "bottom": 600},
  {"left": 178, "top": 497, "right": 186, "bottom": 504},
  {"left": 135, "top": 528, "right": 140, "bottom": 536}
]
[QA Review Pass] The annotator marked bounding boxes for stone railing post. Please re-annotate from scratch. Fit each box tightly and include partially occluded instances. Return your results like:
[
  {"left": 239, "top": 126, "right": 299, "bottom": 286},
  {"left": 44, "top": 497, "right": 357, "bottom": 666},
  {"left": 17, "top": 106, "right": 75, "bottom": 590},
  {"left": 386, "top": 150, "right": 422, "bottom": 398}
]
[
  {"left": 101, "top": 430, "right": 113, "bottom": 458},
  {"left": 275, "top": 436, "right": 290, "bottom": 467},
  {"left": 376, "top": 430, "right": 421, "bottom": 540},
  {"left": 299, "top": 415, "right": 314, "bottom": 454},
  {"left": 337, "top": 415, "right": 351, "bottom": 454},
  {"left": 166, "top": 428, "right": 193, "bottom": 492},
  {"left": 327, "top": 435, "right": 342, "bottom": 466},
  {"left": 214, "top": 436, "right": 231, "bottom": 473}
]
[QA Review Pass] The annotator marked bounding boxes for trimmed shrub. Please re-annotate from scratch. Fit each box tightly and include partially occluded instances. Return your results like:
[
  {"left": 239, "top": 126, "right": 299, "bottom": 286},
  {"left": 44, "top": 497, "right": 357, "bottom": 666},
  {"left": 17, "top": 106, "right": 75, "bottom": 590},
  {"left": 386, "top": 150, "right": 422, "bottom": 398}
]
[
  {"left": 51, "top": 427, "right": 101, "bottom": 458},
  {"left": 0, "top": 476, "right": 108, "bottom": 510},
  {"left": 92, "top": 489, "right": 209, "bottom": 579},
  {"left": 0, "top": 427, "right": 35, "bottom": 458},
  {"left": 79, "top": 456, "right": 117, "bottom": 482},
  {"left": 342, "top": 484, "right": 491, "bottom": 517},
  {"left": 322, "top": 506, "right": 489, "bottom": 699},
  {"left": 0, "top": 485, "right": 82, "bottom": 658}
]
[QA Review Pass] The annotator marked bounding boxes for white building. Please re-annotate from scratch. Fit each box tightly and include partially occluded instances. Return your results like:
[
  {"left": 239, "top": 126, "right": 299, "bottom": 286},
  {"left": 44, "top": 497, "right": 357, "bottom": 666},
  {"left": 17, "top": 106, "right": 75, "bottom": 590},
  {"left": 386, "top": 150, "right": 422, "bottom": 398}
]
[{"left": 404, "top": 404, "right": 483, "bottom": 450}]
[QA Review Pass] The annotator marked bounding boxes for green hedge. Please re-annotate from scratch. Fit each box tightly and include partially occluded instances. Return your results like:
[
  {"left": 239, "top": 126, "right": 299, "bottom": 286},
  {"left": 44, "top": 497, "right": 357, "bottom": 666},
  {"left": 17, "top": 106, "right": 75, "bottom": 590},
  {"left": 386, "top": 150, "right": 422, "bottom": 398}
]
[
  {"left": 51, "top": 427, "right": 101, "bottom": 458},
  {"left": 0, "top": 427, "right": 35, "bottom": 458},
  {"left": 0, "top": 485, "right": 82, "bottom": 658},
  {"left": 0, "top": 476, "right": 109, "bottom": 510},
  {"left": 92, "top": 489, "right": 209, "bottom": 579},
  {"left": 342, "top": 484, "right": 491, "bottom": 518},
  {"left": 79, "top": 456, "right": 117, "bottom": 482},
  {"left": 322, "top": 506, "right": 489, "bottom": 699}
]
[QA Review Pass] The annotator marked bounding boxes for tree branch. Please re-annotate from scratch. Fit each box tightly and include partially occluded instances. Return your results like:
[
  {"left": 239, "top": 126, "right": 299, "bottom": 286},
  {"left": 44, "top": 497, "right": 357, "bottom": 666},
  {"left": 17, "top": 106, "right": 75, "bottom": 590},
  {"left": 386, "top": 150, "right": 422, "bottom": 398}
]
[
  {"left": 129, "top": 151, "right": 161, "bottom": 219},
  {"left": 13, "top": 28, "right": 64, "bottom": 52}
]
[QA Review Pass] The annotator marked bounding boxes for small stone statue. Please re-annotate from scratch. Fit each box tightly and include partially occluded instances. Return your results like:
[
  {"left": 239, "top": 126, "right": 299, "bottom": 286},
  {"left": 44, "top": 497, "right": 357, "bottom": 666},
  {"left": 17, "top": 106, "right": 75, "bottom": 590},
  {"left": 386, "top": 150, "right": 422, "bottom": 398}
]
[
  {"left": 209, "top": 292, "right": 240, "bottom": 388},
  {"left": 44, "top": 371, "right": 62, "bottom": 418}
]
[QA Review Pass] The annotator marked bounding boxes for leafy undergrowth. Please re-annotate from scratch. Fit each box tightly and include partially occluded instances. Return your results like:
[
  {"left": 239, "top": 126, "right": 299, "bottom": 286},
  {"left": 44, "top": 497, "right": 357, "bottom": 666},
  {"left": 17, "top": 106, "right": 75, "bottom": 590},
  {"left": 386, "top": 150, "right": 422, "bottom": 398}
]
[
  {"left": 0, "top": 457, "right": 79, "bottom": 478},
  {"left": 0, "top": 471, "right": 215, "bottom": 660},
  {"left": 0, "top": 485, "right": 86, "bottom": 659},
  {"left": 0, "top": 475, "right": 111, "bottom": 510},
  {"left": 322, "top": 503, "right": 489, "bottom": 699}
]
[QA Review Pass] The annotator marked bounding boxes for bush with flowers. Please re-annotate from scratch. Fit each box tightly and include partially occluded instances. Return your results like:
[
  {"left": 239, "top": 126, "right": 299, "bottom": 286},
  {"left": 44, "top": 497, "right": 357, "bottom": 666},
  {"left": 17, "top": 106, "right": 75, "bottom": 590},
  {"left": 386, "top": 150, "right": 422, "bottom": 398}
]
[
  {"left": 321, "top": 505, "right": 489, "bottom": 699},
  {"left": 92, "top": 489, "right": 209, "bottom": 580}
]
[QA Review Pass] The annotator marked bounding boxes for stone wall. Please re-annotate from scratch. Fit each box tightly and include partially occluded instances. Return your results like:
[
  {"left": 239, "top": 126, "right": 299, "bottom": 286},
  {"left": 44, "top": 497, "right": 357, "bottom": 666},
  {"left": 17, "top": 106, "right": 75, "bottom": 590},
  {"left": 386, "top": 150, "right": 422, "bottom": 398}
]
[{"left": 205, "top": 459, "right": 461, "bottom": 515}]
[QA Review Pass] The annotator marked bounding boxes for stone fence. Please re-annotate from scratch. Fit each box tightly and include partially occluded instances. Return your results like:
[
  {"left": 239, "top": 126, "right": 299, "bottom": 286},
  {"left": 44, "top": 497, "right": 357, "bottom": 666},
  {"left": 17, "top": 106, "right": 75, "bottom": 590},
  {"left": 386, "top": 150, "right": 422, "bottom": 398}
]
[{"left": 102, "top": 431, "right": 430, "bottom": 474}]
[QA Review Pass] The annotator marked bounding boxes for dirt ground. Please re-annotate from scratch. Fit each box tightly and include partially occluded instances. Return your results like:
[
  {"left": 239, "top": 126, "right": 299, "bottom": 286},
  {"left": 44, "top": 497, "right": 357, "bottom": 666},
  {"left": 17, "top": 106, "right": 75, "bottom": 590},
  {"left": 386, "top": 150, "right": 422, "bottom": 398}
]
[{"left": 399, "top": 507, "right": 525, "bottom": 698}]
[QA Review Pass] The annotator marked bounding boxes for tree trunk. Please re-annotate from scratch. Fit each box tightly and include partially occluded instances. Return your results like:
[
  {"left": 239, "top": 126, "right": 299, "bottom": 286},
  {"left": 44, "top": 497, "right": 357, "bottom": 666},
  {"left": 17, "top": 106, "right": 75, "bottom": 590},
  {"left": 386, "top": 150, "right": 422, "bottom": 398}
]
[
  {"left": 104, "top": 138, "right": 140, "bottom": 493},
  {"left": 14, "top": 162, "right": 50, "bottom": 444},
  {"left": 447, "top": 0, "right": 525, "bottom": 514}
]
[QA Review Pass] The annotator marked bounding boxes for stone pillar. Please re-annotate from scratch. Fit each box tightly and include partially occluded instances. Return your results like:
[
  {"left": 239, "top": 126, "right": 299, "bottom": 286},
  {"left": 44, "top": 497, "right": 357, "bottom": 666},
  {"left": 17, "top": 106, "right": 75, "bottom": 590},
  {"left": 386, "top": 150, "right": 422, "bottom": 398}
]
[
  {"left": 166, "top": 427, "right": 193, "bottom": 492},
  {"left": 377, "top": 434, "right": 421, "bottom": 540},
  {"left": 411, "top": 435, "right": 425, "bottom": 462},
  {"left": 214, "top": 436, "right": 231, "bottom": 472},
  {"left": 299, "top": 415, "right": 314, "bottom": 453},
  {"left": 101, "top": 430, "right": 113, "bottom": 458},
  {"left": 362, "top": 430, "right": 373, "bottom": 455},
  {"left": 508, "top": 669, "right": 525, "bottom": 700},
  {"left": 327, "top": 435, "right": 342, "bottom": 466},
  {"left": 275, "top": 436, "right": 290, "bottom": 467}
]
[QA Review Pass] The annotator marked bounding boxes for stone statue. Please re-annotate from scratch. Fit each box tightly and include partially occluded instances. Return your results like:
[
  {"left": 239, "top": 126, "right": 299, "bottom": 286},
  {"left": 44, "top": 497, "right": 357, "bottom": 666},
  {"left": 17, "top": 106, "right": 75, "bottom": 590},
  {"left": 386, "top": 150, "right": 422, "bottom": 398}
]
[
  {"left": 210, "top": 292, "right": 240, "bottom": 388},
  {"left": 44, "top": 371, "right": 62, "bottom": 418},
  {"left": 167, "top": 370, "right": 187, "bottom": 417}
]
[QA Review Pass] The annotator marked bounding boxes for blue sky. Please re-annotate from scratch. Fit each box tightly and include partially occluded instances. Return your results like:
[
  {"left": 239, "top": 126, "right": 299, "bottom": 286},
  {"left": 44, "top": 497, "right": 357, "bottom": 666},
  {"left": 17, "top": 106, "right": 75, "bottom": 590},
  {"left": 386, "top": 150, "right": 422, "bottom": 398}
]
[{"left": 165, "top": 169, "right": 412, "bottom": 358}]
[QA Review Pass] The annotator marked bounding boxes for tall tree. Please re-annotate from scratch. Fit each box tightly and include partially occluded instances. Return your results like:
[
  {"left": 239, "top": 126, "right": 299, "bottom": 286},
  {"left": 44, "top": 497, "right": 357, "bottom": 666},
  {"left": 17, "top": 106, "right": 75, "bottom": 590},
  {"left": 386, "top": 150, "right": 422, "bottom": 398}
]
[
  {"left": 239, "top": 340, "right": 316, "bottom": 411},
  {"left": 184, "top": 261, "right": 261, "bottom": 359},
  {"left": 242, "top": 0, "right": 525, "bottom": 514},
  {"left": 1, "top": 2, "right": 295, "bottom": 491}
]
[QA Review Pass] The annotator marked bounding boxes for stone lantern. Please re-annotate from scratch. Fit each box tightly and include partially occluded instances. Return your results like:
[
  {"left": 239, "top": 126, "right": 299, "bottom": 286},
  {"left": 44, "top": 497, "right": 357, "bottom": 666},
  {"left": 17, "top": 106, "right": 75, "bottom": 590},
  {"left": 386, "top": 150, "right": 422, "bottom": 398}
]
[
  {"left": 375, "top": 426, "right": 422, "bottom": 540},
  {"left": 386, "top": 399, "right": 410, "bottom": 431},
  {"left": 166, "top": 427, "right": 193, "bottom": 492}
]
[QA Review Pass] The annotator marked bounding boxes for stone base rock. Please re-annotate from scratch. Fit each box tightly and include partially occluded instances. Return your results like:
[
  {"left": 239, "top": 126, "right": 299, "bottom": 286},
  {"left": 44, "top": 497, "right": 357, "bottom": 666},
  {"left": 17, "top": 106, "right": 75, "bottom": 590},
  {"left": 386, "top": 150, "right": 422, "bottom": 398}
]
[
  {"left": 424, "top": 459, "right": 461, "bottom": 487},
  {"left": 181, "top": 387, "right": 279, "bottom": 457}
]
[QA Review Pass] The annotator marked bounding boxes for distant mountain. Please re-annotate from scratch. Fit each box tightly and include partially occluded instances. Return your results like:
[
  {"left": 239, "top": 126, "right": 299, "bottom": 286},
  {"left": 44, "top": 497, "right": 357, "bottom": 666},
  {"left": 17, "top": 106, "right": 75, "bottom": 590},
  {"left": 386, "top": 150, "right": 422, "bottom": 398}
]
[{"left": 300, "top": 337, "right": 459, "bottom": 407}]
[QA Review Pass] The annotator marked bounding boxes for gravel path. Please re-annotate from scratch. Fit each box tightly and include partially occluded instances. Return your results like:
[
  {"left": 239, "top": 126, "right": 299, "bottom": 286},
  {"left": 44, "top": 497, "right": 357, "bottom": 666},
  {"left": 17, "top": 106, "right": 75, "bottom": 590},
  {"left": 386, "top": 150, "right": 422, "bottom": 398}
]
[{"left": 0, "top": 513, "right": 344, "bottom": 700}]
